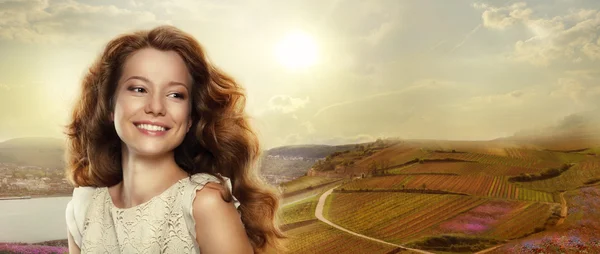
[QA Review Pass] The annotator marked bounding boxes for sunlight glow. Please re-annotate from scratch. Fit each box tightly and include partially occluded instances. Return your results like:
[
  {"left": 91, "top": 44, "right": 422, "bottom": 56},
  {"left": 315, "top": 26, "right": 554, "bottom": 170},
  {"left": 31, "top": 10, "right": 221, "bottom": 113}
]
[{"left": 275, "top": 30, "right": 318, "bottom": 69}]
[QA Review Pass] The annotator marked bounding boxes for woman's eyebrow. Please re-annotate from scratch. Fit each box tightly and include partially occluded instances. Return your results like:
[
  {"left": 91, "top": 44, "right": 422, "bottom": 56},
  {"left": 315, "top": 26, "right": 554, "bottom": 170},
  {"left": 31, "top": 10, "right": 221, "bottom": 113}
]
[{"left": 125, "top": 75, "right": 189, "bottom": 91}]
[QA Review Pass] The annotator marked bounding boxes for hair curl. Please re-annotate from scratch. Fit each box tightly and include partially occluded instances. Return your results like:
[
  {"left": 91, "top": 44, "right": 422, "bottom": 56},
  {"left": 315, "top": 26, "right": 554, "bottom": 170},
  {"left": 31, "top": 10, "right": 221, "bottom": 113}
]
[{"left": 64, "top": 25, "right": 287, "bottom": 253}]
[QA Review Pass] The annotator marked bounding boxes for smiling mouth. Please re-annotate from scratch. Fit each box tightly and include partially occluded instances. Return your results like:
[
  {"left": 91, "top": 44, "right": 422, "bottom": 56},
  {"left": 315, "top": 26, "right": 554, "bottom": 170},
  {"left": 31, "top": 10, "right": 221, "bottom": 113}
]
[{"left": 134, "top": 123, "right": 171, "bottom": 132}]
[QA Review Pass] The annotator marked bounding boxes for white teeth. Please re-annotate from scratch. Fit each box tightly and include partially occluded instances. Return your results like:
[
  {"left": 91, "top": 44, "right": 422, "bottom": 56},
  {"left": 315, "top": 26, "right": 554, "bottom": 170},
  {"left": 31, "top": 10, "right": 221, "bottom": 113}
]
[{"left": 136, "top": 124, "right": 167, "bottom": 131}]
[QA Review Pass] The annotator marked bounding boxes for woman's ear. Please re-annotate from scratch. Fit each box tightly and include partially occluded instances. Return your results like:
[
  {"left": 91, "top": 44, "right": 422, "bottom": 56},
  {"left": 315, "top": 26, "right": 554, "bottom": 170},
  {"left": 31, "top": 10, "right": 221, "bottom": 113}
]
[
  {"left": 187, "top": 119, "right": 192, "bottom": 132},
  {"left": 110, "top": 112, "right": 114, "bottom": 122}
]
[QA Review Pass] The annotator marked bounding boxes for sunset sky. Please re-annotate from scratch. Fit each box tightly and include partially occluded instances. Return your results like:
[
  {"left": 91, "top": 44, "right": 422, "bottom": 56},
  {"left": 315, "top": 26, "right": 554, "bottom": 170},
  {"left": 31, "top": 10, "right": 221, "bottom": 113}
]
[{"left": 1, "top": 0, "right": 599, "bottom": 149}]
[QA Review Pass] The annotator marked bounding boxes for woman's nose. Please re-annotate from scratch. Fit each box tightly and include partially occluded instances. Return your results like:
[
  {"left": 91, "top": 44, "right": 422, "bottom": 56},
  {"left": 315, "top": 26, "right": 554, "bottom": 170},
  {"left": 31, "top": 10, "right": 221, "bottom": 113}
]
[{"left": 144, "top": 93, "right": 166, "bottom": 116}]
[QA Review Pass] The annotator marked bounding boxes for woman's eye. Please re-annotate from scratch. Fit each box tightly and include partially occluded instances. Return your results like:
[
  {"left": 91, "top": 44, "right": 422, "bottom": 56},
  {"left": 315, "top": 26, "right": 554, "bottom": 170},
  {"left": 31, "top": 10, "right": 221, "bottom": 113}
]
[
  {"left": 128, "top": 87, "right": 146, "bottom": 93},
  {"left": 168, "top": 93, "right": 185, "bottom": 99}
]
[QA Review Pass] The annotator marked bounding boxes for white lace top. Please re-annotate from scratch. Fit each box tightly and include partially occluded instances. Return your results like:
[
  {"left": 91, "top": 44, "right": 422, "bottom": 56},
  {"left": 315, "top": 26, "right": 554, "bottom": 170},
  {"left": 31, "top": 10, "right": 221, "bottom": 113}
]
[{"left": 65, "top": 173, "right": 241, "bottom": 253}]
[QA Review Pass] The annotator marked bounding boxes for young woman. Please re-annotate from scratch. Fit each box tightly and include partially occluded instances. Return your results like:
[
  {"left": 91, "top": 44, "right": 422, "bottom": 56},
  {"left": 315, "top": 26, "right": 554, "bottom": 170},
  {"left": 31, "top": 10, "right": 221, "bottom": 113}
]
[{"left": 64, "top": 25, "right": 286, "bottom": 253}]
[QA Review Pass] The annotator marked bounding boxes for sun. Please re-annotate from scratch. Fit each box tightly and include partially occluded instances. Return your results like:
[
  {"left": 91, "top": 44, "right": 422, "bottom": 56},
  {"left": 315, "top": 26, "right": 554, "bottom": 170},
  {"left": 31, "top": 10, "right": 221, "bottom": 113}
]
[{"left": 275, "top": 30, "right": 318, "bottom": 69}]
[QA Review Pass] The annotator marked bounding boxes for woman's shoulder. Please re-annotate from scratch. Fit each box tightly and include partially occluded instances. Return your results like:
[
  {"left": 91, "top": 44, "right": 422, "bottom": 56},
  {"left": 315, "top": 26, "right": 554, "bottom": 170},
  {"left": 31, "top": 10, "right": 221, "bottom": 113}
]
[
  {"left": 181, "top": 172, "right": 243, "bottom": 247},
  {"left": 72, "top": 186, "right": 100, "bottom": 197},
  {"left": 184, "top": 172, "right": 241, "bottom": 209},
  {"left": 67, "top": 186, "right": 103, "bottom": 220},
  {"left": 187, "top": 173, "right": 234, "bottom": 193},
  {"left": 66, "top": 186, "right": 102, "bottom": 249},
  {"left": 67, "top": 186, "right": 102, "bottom": 217},
  {"left": 187, "top": 172, "right": 220, "bottom": 182}
]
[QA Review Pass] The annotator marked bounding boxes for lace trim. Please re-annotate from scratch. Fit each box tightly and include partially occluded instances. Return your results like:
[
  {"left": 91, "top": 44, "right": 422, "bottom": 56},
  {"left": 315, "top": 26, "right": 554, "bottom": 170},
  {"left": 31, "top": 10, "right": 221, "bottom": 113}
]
[{"left": 105, "top": 178, "right": 186, "bottom": 211}]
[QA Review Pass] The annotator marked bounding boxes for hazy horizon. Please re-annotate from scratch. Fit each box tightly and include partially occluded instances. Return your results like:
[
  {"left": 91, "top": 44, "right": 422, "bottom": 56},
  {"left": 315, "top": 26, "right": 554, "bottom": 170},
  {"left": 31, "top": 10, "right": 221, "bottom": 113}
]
[{"left": 1, "top": 0, "right": 600, "bottom": 149}]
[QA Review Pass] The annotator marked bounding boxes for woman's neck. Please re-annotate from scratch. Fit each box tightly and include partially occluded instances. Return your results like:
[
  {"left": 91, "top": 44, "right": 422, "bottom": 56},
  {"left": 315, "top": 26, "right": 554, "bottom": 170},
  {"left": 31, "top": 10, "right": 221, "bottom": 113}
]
[{"left": 111, "top": 148, "right": 189, "bottom": 209}]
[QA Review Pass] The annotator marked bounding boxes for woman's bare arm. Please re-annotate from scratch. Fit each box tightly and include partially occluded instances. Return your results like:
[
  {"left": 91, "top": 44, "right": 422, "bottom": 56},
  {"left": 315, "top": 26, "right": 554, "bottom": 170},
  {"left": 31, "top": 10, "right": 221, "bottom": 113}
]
[
  {"left": 193, "top": 182, "right": 253, "bottom": 254},
  {"left": 67, "top": 229, "right": 81, "bottom": 254}
]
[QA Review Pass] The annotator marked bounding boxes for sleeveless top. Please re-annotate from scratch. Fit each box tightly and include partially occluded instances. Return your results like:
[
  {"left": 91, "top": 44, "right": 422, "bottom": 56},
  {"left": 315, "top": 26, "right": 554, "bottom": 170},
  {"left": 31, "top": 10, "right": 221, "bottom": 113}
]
[{"left": 65, "top": 173, "right": 241, "bottom": 254}]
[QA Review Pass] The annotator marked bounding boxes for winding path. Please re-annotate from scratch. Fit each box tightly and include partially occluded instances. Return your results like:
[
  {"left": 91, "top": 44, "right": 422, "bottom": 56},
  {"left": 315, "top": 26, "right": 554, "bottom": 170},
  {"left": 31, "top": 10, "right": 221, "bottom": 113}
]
[
  {"left": 314, "top": 185, "right": 434, "bottom": 254},
  {"left": 556, "top": 191, "right": 568, "bottom": 225}
]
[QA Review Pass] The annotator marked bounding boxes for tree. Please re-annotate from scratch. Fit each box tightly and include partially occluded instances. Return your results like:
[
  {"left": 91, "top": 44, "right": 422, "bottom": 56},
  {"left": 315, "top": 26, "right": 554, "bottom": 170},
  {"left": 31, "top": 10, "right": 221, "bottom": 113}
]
[
  {"left": 369, "top": 161, "right": 377, "bottom": 172},
  {"left": 380, "top": 159, "right": 391, "bottom": 170},
  {"left": 544, "top": 168, "right": 561, "bottom": 177}
]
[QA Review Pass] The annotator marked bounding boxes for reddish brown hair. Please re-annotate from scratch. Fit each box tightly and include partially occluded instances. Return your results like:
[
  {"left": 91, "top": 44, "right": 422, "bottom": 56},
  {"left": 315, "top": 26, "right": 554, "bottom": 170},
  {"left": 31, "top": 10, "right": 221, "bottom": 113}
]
[{"left": 64, "top": 25, "right": 286, "bottom": 253}]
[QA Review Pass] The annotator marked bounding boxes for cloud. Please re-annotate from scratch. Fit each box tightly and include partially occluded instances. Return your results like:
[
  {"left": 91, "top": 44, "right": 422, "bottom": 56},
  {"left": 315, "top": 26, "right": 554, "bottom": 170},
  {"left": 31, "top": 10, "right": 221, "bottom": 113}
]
[
  {"left": 364, "top": 19, "right": 397, "bottom": 46},
  {"left": 475, "top": 2, "right": 600, "bottom": 66},
  {"left": 475, "top": 2, "right": 532, "bottom": 30},
  {"left": 550, "top": 77, "right": 600, "bottom": 107},
  {"left": 0, "top": 0, "right": 167, "bottom": 44},
  {"left": 0, "top": 83, "right": 10, "bottom": 91},
  {"left": 564, "top": 69, "right": 600, "bottom": 79},
  {"left": 267, "top": 95, "right": 310, "bottom": 114},
  {"left": 582, "top": 39, "right": 600, "bottom": 60},
  {"left": 320, "top": 0, "right": 403, "bottom": 73},
  {"left": 301, "top": 121, "right": 316, "bottom": 134},
  {"left": 453, "top": 89, "right": 529, "bottom": 112},
  {"left": 327, "top": 0, "right": 401, "bottom": 41},
  {"left": 277, "top": 133, "right": 378, "bottom": 148},
  {"left": 309, "top": 79, "right": 475, "bottom": 140},
  {"left": 280, "top": 133, "right": 303, "bottom": 146},
  {"left": 550, "top": 78, "right": 584, "bottom": 101},
  {"left": 314, "top": 79, "right": 459, "bottom": 118},
  {"left": 318, "top": 134, "right": 378, "bottom": 146},
  {"left": 442, "top": 85, "right": 595, "bottom": 140}
]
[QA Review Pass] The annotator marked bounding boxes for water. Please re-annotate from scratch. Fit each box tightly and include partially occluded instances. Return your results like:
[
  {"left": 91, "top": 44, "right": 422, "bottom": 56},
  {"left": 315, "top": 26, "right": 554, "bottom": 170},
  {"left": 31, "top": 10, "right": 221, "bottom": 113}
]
[{"left": 0, "top": 196, "right": 72, "bottom": 243}]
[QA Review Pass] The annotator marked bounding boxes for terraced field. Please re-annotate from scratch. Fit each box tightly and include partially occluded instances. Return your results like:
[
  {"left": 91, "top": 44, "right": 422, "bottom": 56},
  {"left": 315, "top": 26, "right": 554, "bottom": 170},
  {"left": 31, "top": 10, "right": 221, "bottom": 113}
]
[
  {"left": 277, "top": 141, "right": 600, "bottom": 253},
  {"left": 341, "top": 174, "right": 554, "bottom": 202},
  {"left": 420, "top": 199, "right": 556, "bottom": 240},
  {"left": 323, "top": 192, "right": 556, "bottom": 245},
  {"left": 502, "top": 148, "right": 589, "bottom": 164},
  {"left": 513, "top": 159, "right": 600, "bottom": 192},
  {"left": 424, "top": 151, "right": 558, "bottom": 169},
  {"left": 392, "top": 161, "right": 546, "bottom": 176},
  {"left": 281, "top": 221, "right": 401, "bottom": 254},
  {"left": 280, "top": 194, "right": 320, "bottom": 225},
  {"left": 281, "top": 175, "right": 344, "bottom": 194}
]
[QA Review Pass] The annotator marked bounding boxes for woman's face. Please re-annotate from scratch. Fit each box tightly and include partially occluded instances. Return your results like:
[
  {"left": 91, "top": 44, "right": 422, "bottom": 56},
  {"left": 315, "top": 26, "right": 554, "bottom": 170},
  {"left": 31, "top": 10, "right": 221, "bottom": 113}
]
[{"left": 111, "top": 47, "right": 193, "bottom": 157}]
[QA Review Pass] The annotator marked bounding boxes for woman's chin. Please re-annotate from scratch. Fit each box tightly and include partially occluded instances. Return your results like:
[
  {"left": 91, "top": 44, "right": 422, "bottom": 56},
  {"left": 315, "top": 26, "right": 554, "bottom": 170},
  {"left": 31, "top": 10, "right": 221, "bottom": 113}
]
[{"left": 126, "top": 145, "right": 175, "bottom": 157}]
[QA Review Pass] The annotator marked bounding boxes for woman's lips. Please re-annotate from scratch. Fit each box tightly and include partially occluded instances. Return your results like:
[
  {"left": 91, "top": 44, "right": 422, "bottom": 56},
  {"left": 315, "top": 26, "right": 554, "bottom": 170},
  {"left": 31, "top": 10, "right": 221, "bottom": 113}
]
[{"left": 135, "top": 124, "right": 169, "bottom": 136}]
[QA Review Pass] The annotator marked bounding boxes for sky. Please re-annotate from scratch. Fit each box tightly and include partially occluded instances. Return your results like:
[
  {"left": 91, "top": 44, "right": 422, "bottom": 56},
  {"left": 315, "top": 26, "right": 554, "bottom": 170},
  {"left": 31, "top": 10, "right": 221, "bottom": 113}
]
[{"left": 1, "top": 0, "right": 600, "bottom": 150}]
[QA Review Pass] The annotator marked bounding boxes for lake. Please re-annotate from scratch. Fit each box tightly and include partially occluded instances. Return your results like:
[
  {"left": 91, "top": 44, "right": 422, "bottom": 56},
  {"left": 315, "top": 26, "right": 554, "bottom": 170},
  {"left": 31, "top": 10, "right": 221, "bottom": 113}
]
[{"left": 0, "top": 196, "right": 72, "bottom": 243}]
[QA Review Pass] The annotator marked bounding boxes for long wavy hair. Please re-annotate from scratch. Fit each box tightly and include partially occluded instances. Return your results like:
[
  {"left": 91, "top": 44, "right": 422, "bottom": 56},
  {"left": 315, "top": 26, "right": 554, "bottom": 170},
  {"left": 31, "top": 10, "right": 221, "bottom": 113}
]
[{"left": 64, "top": 25, "right": 287, "bottom": 253}]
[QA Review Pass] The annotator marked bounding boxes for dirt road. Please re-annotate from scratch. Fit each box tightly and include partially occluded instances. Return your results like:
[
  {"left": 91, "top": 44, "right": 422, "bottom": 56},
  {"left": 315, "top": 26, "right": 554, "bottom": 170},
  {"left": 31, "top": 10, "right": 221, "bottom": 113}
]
[{"left": 314, "top": 185, "right": 434, "bottom": 254}]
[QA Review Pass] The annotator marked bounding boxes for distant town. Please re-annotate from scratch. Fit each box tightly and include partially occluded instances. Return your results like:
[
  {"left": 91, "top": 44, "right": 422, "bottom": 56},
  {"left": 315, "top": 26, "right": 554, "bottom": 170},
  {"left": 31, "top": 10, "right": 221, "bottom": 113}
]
[
  {"left": 0, "top": 162, "right": 72, "bottom": 198},
  {"left": 0, "top": 160, "right": 301, "bottom": 199}
]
